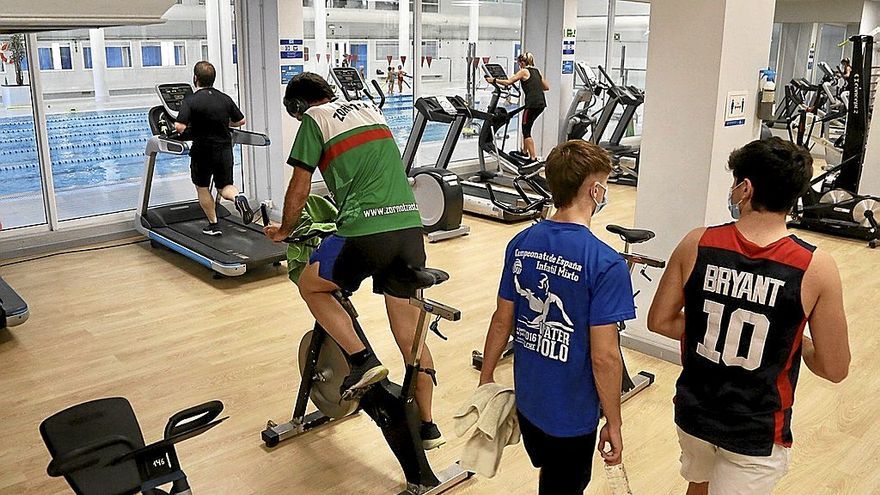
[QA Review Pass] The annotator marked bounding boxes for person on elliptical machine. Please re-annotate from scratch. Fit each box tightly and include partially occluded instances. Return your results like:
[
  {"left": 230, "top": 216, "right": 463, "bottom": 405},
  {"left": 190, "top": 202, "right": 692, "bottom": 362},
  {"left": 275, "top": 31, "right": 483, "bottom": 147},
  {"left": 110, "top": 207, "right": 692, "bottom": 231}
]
[
  {"left": 174, "top": 61, "right": 253, "bottom": 236},
  {"left": 648, "top": 137, "right": 851, "bottom": 494},
  {"left": 478, "top": 140, "right": 633, "bottom": 495},
  {"left": 484, "top": 52, "right": 549, "bottom": 162},
  {"left": 263, "top": 72, "right": 445, "bottom": 450}
]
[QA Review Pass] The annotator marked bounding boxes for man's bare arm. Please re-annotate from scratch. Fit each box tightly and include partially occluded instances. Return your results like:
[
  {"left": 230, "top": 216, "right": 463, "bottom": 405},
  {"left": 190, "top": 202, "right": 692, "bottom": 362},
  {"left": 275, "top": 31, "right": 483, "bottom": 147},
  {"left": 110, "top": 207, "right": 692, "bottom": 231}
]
[
  {"left": 279, "top": 167, "right": 314, "bottom": 235},
  {"left": 478, "top": 298, "right": 515, "bottom": 386},
  {"left": 802, "top": 249, "right": 850, "bottom": 383},
  {"left": 647, "top": 228, "right": 703, "bottom": 340}
]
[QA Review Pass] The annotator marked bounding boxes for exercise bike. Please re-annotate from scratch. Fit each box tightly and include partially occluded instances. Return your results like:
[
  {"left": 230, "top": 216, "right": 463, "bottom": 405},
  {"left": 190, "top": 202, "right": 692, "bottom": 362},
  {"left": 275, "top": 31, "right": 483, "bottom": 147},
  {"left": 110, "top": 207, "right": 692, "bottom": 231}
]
[
  {"left": 471, "top": 223, "right": 663, "bottom": 405},
  {"left": 41, "top": 398, "right": 226, "bottom": 495},
  {"left": 261, "top": 212, "right": 472, "bottom": 494}
]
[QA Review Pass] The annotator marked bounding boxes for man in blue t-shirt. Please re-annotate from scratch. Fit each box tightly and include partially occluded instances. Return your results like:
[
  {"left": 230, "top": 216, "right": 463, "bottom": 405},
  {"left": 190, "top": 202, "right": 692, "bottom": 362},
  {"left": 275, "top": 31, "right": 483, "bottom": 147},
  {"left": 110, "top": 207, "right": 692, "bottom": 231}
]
[{"left": 478, "top": 140, "right": 635, "bottom": 495}]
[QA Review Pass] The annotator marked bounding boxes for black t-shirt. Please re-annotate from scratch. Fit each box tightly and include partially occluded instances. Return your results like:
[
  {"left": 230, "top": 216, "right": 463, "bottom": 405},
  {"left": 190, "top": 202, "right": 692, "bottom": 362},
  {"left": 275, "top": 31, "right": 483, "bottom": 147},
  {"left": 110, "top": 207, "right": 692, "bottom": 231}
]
[
  {"left": 176, "top": 88, "right": 244, "bottom": 146},
  {"left": 522, "top": 67, "right": 546, "bottom": 109}
]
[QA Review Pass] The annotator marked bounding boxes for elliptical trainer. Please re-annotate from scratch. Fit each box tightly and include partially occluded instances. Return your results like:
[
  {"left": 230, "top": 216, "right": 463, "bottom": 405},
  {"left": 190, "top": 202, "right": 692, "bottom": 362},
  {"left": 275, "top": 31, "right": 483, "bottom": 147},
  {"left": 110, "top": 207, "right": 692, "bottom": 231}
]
[{"left": 788, "top": 35, "right": 880, "bottom": 248}]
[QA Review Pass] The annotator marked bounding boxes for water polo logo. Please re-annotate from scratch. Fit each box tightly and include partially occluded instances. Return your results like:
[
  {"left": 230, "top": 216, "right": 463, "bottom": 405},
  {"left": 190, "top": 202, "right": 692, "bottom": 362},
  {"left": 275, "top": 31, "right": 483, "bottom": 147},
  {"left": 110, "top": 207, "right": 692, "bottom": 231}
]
[{"left": 513, "top": 259, "right": 522, "bottom": 275}]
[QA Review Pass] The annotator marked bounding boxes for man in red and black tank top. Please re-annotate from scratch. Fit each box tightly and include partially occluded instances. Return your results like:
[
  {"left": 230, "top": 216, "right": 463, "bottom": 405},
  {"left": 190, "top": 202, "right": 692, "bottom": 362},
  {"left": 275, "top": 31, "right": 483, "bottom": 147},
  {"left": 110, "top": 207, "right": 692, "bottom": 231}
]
[{"left": 648, "top": 137, "right": 851, "bottom": 495}]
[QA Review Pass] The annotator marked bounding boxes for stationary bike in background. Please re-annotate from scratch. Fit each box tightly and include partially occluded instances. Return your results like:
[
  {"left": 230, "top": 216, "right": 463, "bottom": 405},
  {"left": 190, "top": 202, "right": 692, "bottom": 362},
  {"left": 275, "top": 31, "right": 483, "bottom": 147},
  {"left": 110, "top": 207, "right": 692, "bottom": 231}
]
[
  {"left": 260, "top": 207, "right": 472, "bottom": 494},
  {"left": 788, "top": 35, "right": 880, "bottom": 248}
]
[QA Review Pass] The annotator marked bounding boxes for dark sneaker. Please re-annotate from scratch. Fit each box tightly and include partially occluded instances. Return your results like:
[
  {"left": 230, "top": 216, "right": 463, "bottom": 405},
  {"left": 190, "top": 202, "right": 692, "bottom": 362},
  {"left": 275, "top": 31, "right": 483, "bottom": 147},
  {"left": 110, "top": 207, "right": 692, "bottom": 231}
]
[
  {"left": 420, "top": 421, "right": 446, "bottom": 450},
  {"left": 202, "top": 223, "right": 222, "bottom": 236},
  {"left": 234, "top": 195, "right": 254, "bottom": 224},
  {"left": 340, "top": 354, "right": 388, "bottom": 401}
]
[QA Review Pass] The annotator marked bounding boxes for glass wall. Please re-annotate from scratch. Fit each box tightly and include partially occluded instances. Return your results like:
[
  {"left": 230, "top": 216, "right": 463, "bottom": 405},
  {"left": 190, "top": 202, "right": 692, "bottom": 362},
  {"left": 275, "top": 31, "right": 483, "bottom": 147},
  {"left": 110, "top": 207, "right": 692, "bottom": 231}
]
[
  {"left": 21, "top": 0, "right": 242, "bottom": 223},
  {"left": 419, "top": 0, "right": 523, "bottom": 164},
  {"left": 608, "top": 1, "right": 650, "bottom": 90},
  {"left": 0, "top": 35, "right": 47, "bottom": 231}
]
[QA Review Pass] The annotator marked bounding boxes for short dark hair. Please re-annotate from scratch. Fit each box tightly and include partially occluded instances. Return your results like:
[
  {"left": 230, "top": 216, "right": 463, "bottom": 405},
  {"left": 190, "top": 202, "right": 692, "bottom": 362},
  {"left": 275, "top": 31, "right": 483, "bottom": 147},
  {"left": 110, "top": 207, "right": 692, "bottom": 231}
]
[
  {"left": 285, "top": 72, "right": 335, "bottom": 104},
  {"left": 194, "top": 61, "right": 216, "bottom": 87},
  {"left": 727, "top": 137, "right": 813, "bottom": 213},
  {"left": 545, "top": 140, "right": 612, "bottom": 208}
]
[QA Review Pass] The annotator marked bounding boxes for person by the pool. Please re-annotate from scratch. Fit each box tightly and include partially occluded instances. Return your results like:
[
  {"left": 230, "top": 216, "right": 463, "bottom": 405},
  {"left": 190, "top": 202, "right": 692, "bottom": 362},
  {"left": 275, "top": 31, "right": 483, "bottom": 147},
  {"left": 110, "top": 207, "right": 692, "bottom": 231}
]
[{"left": 174, "top": 61, "right": 254, "bottom": 236}]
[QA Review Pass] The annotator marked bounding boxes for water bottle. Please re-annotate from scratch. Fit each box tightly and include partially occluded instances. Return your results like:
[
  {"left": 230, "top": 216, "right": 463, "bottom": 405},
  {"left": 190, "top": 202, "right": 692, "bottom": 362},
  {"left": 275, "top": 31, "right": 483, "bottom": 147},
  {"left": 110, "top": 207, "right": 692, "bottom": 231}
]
[{"left": 604, "top": 462, "right": 634, "bottom": 495}]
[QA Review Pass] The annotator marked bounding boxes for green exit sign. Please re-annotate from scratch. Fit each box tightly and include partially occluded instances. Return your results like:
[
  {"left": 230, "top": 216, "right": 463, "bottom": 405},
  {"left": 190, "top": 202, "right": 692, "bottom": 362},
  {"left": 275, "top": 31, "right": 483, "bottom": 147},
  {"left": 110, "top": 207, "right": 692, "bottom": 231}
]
[{"left": 564, "top": 28, "right": 577, "bottom": 38}]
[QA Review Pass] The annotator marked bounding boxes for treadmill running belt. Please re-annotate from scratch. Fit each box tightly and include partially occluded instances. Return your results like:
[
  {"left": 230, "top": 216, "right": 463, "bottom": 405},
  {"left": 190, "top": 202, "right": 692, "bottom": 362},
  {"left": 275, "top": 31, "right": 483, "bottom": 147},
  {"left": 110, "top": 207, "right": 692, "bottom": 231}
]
[{"left": 160, "top": 218, "right": 286, "bottom": 266}]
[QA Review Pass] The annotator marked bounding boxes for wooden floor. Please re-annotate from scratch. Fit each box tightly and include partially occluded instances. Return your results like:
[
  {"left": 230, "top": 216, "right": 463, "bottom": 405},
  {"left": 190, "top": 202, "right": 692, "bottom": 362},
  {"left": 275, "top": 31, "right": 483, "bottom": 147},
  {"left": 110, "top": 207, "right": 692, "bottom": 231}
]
[{"left": 1, "top": 185, "right": 878, "bottom": 495}]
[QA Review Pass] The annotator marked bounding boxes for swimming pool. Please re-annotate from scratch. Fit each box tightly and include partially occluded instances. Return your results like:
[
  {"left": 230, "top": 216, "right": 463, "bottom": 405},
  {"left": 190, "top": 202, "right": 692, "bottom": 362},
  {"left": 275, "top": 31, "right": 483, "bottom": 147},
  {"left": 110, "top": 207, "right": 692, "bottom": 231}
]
[{"left": 0, "top": 94, "right": 452, "bottom": 197}]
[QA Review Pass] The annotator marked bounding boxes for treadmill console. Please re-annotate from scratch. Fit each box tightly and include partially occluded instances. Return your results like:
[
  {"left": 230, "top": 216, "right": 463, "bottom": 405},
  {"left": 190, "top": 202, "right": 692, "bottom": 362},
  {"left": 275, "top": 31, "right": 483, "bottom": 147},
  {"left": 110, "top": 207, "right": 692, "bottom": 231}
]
[
  {"left": 156, "top": 83, "right": 194, "bottom": 119},
  {"left": 482, "top": 63, "right": 508, "bottom": 80},
  {"left": 575, "top": 62, "right": 599, "bottom": 86},
  {"left": 330, "top": 67, "right": 366, "bottom": 102}
]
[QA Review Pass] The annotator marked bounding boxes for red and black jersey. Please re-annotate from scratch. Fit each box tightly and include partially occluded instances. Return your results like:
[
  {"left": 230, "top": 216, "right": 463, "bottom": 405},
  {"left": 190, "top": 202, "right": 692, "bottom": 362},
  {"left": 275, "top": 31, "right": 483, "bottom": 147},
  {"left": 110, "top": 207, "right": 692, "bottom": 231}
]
[{"left": 675, "top": 223, "right": 815, "bottom": 456}]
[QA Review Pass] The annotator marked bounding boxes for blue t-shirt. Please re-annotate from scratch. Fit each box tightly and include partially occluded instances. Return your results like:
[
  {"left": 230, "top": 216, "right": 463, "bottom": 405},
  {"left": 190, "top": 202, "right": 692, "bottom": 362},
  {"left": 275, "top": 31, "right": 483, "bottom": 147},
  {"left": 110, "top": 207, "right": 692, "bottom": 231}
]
[{"left": 499, "top": 220, "right": 636, "bottom": 437}]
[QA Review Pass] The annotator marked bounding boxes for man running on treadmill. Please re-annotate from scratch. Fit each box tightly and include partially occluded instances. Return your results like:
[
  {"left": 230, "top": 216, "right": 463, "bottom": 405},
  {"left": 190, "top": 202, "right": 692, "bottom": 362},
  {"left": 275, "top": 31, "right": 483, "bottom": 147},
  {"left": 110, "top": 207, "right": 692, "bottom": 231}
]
[
  {"left": 175, "top": 61, "right": 253, "bottom": 236},
  {"left": 263, "top": 72, "right": 444, "bottom": 450},
  {"left": 479, "top": 140, "right": 632, "bottom": 495},
  {"left": 648, "top": 137, "right": 851, "bottom": 495}
]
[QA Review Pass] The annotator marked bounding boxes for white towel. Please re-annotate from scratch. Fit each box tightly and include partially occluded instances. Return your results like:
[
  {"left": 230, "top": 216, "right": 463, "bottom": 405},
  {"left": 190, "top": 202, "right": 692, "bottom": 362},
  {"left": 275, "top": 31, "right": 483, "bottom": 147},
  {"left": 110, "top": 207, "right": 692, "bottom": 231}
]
[{"left": 453, "top": 383, "right": 520, "bottom": 478}]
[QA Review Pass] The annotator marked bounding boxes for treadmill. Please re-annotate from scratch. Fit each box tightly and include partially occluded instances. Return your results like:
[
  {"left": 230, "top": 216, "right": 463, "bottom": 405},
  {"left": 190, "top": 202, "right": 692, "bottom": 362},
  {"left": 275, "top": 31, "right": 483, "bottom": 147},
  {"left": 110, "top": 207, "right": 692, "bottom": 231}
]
[
  {"left": 0, "top": 277, "right": 28, "bottom": 329},
  {"left": 136, "top": 83, "right": 285, "bottom": 277}
]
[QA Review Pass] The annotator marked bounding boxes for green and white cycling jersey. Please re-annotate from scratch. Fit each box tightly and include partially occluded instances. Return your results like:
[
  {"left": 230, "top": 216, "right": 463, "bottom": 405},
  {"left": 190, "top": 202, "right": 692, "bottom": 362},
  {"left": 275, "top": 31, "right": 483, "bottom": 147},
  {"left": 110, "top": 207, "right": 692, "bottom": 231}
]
[{"left": 287, "top": 100, "right": 421, "bottom": 237}]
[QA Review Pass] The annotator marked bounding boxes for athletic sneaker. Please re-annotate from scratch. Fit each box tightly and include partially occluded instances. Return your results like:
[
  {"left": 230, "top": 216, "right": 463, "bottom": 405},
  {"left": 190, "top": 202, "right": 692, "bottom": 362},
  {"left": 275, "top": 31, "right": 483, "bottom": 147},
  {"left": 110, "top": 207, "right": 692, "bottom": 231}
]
[
  {"left": 340, "top": 354, "right": 388, "bottom": 401},
  {"left": 234, "top": 194, "right": 254, "bottom": 224},
  {"left": 420, "top": 421, "right": 446, "bottom": 450},
  {"left": 202, "top": 223, "right": 222, "bottom": 236}
]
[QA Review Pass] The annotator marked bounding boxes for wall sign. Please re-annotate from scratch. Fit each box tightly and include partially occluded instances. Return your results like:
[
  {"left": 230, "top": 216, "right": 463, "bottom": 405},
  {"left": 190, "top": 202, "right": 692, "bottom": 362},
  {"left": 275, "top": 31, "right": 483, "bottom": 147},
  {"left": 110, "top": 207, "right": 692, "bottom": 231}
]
[
  {"left": 281, "top": 64, "right": 303, "bottom": 85},
  {"left": 724, "top": 91, "right": 748, "bottom": 127}
]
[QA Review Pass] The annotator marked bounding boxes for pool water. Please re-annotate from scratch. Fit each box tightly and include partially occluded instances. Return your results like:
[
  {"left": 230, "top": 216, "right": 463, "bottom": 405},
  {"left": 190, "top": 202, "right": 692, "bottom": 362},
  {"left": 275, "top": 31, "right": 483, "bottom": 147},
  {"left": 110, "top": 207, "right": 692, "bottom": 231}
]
[{"left": 0, "top": 94, "right": 451, "bottom": 197}]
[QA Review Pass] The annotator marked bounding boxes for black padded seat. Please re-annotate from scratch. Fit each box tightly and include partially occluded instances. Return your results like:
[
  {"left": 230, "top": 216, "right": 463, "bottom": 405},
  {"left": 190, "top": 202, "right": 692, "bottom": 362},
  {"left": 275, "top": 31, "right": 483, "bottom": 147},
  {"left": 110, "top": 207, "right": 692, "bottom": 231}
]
[
  {"left": 40, "top": 398, "right": 145, "bottom": 495},
  {"left": 607, "top": 225, "right": 655, "bottom": 244},
  {"left": 410, "top": 268, "right": 450, "bottom": 289}
]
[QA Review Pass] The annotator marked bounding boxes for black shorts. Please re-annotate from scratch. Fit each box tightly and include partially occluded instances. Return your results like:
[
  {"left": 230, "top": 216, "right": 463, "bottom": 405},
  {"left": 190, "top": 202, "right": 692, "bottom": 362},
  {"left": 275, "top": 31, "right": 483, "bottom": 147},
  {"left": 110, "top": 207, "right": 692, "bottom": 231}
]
[
  {"left": 189, "top": 142, "right": 234, "bottom": 189},
  {"left": 521, "top": 106, "right": 545, "bottom": 139},
  {"left": 518, "top": 410, "right": 597, "bottom": 495},
  {"left": 309, "top": 227, "right": 426, "bottom": 298}
]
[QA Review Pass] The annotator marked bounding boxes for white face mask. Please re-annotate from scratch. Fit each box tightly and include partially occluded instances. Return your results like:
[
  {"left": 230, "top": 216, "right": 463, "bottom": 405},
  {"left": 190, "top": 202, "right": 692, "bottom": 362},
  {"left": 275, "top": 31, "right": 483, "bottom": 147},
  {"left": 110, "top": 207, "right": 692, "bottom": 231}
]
[
  {"left": 728, "top": 181, "right": 745, "bottom": 219},
  {"left": 593, "top": 182, "right": 609, "bottom": 215}
]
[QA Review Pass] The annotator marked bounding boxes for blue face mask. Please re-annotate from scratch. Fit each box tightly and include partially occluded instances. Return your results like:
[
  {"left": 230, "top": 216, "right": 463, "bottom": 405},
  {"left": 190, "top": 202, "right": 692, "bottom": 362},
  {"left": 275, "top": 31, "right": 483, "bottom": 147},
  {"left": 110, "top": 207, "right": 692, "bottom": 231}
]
[
  {"left": 728, "top": 181, "right": 745, "bottom": 219},
  {"left": 593, "top": 182, "right": 609, "bottom": 215}
]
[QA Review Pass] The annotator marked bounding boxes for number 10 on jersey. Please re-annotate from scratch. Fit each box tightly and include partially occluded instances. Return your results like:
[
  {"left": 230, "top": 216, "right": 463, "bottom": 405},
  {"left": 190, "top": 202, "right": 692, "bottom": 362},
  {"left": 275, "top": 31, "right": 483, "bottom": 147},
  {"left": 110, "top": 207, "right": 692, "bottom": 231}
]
[{"left": 696, "top": 300, "right": 770, "bottom": 371}]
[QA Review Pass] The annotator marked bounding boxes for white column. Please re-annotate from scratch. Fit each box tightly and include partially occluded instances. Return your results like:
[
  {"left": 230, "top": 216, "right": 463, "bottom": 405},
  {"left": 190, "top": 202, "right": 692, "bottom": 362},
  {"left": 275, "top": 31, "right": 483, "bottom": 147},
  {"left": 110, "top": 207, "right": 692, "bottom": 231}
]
[
  {"left": 314, "top": 0, "right": 327, "bottom": 74},
  {"left": 88, "top": 28, "right": 109, "bottom": 103},
  {"left": 413, "top": 0, "right": 422, "bottom": 99},
  {"left": 522, "top": 0, "right": 579, "bottom": 155},
  {"left": 468, "top": 1, "right": 479, "bottom": 46},
  {"left": 205, "top": 0, "right": 236, "bottom": 93},
  {"left": 161, "top": 41, "right": 175, "bottom": 67},
  {"left": 398, "top": 0, "right": 410, "bottom": 73},
  {"left": 206, "top": 0, "right": 221, "bottom": 65},
  {"left": 218, "top": 0, "right": 236, "bottom": 93},
  {"left": 624, "top": 0, "right": 776, "bottom": 363}
]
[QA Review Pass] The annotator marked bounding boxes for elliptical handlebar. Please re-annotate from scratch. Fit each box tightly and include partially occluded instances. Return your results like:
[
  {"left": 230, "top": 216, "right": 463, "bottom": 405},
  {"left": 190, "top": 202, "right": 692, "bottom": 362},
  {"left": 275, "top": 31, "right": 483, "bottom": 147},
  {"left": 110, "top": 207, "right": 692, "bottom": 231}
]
[{"left": 369, "top": 79, "right": 385, "bottom": 109}]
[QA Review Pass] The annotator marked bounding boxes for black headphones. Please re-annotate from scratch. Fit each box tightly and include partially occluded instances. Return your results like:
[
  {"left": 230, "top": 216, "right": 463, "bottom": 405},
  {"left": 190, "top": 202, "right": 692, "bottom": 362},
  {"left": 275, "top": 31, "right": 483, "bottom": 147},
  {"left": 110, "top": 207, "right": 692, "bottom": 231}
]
[{"left": 283, "top": 95, "right": 309, "bottom": 118}]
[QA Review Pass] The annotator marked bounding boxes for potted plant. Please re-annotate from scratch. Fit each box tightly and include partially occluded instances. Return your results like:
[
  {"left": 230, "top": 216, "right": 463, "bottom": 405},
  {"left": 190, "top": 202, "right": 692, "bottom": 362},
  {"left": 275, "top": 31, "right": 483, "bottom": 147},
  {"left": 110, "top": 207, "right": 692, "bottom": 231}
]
[{"left": 1, "top": 34, "right": 31, "bottom": 109}]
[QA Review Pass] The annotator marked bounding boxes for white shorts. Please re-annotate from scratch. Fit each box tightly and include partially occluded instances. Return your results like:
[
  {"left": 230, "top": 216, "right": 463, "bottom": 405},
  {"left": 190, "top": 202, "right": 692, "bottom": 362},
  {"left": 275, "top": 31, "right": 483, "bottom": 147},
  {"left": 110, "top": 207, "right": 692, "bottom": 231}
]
[{"left": 677, "top": 427, "right": 792, "bottom": 495}]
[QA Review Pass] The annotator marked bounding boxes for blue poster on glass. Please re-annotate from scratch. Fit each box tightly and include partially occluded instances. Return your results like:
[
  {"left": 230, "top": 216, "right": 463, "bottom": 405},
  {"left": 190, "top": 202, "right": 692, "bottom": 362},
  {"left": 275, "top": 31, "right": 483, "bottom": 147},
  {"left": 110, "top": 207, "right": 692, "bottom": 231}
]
[
  {"left": 281, "top": 65, "right": 304, "bottom": 85},
  {"left": 562, "top": 60, "right": 574, "bottom": 75}
]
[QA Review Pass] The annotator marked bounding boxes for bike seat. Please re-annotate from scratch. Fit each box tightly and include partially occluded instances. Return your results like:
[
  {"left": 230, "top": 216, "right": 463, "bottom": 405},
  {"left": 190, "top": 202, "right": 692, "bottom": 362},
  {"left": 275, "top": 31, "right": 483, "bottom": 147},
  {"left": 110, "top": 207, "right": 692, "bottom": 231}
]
[
  {"left": 410, "top": 267, "right": 450, "bottom": 289},
  {"left": 606, "top": 225, "right": 655, "bottom": 244}
]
